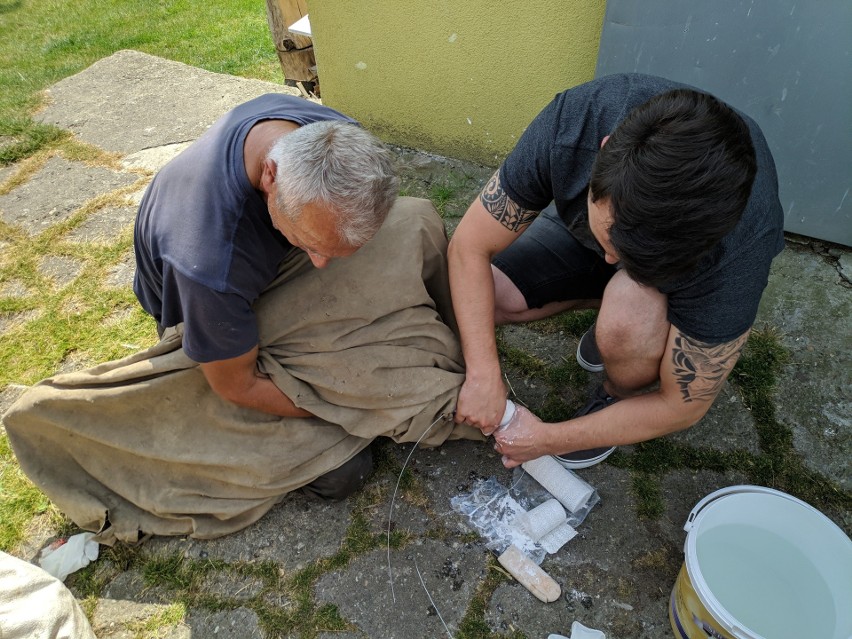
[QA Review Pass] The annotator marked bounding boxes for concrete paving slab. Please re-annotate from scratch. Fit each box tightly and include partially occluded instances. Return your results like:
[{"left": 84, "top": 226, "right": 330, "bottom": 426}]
[
  {"left": 667, "top": 383, "right": 761, "bottom": 455},
  {"left": 0, "top": 156, "right": 136, "bottom": 235},
  {"left": 756, "top": 245, "right": 852, "bottom": 490},
  {"left": 122, "top": 142, "right": 192, "bottom": 173},
  {"left": 0, "top": 384, "right": 28, "bottom": 427},
  {"left": 0, "top": 164, "right": 14, "bottom": 186},
  {"left": 839, "top": 253, "right": 852, "bottom": 282},
  {"left": 37, "top": 50, "right": 302, "bottom": 156},
  {"left": 0, "top": 279, "right": 31, "bottom": 298},
  {"left": 185, "top": 608, "right": 261, "bottom": 639},
  {"left": 316, "top": 541, "right": 486, "bottom": 639},
  {"left": 65, "top": 204, "right": 136, "bottom": 244},
  {"left": 105, "top": 249, "right": 136, "bottom": 289},
  {"left": 92, "top": 570, "right": 180, "bottom": 638},
  {"left": 147, "top": 492, "right": 353, "bottom": 571},
  {"left": 39, "top": 255, "right": 85, "bottom": 289},
  {"left": 393, "top": 147, "right": 493, "bottom": 221},
  {"left": 657, "top": 468, "right": 751, "bottom": 548},
  {"left": 0, "top": 309, "right": 40, "bottom": 335},
  {"left": 94, "top": 598, "right": 185, "bottom": 639}
]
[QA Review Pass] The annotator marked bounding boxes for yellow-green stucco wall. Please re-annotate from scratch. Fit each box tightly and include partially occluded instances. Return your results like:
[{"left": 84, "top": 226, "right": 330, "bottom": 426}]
[{"left": 308, "top": 1, "right": 606, "bottom": 166}]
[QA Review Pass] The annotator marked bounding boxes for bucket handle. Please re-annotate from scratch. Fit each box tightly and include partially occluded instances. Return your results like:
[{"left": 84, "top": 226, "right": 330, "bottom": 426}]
[{"left": 684, "top": 485, "right": 799, "bottom": 533}]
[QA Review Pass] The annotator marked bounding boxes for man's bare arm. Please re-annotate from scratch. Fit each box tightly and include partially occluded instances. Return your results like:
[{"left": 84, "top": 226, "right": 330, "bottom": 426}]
[
  {"left": 669, "top": 330, "right": 748, "bottom": 403},
  {"left": 200, "top": 346, "right": 313, "bottom": 417},
  {"left": 480, "top": 172, "right": 540, "bottom": 232},
  {"left": 448, "top": 170, "right": 539, "bottom": 430}
]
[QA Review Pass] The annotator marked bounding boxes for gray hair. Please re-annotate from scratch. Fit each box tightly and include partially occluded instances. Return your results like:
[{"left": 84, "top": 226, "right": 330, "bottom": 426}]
[{"left": 267, "top": 120, "right": 399, "bottom": 246}]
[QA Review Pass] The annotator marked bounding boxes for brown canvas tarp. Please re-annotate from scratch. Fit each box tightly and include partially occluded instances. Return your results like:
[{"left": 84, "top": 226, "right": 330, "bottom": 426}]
[{"left": 4, "top": 198, "right": 481, "bottom": 544}]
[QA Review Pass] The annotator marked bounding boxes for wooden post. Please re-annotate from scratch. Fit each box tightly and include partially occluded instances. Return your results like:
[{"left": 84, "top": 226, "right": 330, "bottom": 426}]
[{"left": 265, "top": 0, "right": 317, "bottom": 90}]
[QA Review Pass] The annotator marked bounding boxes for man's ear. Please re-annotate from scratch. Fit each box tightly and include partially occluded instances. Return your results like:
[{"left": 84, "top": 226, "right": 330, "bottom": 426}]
[
  {"left": 600, "top": 135, "right": 610, "bottom": 148},
  {"left": 260, "top": 158, "right": 277, "bottom": 194}
]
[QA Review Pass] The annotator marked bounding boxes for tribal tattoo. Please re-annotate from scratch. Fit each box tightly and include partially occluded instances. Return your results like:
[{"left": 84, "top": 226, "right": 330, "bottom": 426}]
[
  {"left": 671, "top": 330, "right": 749, "bottom": 403},
  {"left": 480, "top": 172, "right": 539, "bottom": 232}
]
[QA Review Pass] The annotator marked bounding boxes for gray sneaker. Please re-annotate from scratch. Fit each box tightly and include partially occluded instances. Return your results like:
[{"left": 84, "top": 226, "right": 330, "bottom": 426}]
[
  {"left": 576, "top": 323, "right": 604, "bottom": 373},
  {"left": 553, "top": 384, "right": 616, "bottom": 469}
]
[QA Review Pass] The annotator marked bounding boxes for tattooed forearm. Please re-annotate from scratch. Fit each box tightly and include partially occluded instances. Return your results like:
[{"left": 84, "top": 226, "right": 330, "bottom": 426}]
[
  {"left": 671, "top": 330, "right": 749, "bottom": 402},
  {"left": 480, "top": 172, "right": 539, "bottom": 232}
]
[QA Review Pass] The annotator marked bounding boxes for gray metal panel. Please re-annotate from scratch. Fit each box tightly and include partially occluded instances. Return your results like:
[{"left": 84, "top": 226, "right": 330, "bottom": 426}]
[{"left": 595, "top": 1, "right": 851, "bottom": 245}]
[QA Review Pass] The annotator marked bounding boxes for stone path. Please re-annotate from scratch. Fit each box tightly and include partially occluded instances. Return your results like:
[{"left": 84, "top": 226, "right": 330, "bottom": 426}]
[{"left": 0, "top": 51, "right": 849, "bottom": 639}]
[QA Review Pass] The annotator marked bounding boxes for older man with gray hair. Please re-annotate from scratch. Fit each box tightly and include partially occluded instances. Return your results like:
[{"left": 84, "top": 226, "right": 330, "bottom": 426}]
[
  {"left": 135, "top": 96, "right": 398, "bottom": 417},
  {"left": 6, "top": 93, "right": 477, "bottom": 543},
  {"left": 133, "top": 95, "right": 399, "bottom": 499}
]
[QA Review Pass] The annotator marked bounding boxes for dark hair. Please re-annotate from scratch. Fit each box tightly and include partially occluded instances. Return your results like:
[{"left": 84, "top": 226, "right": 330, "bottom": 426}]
[{"left": 589, "top": 89, "right": 756, "bottom": 288}]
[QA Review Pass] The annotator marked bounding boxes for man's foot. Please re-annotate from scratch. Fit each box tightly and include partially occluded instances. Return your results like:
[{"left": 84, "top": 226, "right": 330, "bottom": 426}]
[
  {"left": 553, "top": 384, "right": 617, "bottom": 470},
  {"left": 301, "top": 446, "right": 373, "bottom": 500},
  {"left": 576, "top": 323, "right": 604, "bottom": 373}
]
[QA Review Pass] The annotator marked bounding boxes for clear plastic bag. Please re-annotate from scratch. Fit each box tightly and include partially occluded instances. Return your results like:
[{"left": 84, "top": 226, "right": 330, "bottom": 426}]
[{"left": 450, "top": 477, "right": 546, "bottom": 564}]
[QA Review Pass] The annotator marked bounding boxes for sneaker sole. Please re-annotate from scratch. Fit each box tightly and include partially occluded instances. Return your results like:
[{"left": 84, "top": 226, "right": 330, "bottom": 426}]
[
  {"left": 575, "top": 341, "right": 605, "bottom": 373},
  {"left": 552, "top": 447, "right": 616, "bottom": 470}
]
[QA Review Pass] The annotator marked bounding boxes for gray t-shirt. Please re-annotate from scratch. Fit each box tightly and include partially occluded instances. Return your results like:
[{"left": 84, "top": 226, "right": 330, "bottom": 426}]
[
  {"left": 134, "top": 94, "right": 356, "bottom": 362},
  {"left": 499, "top": 73, "right": 784, "bottom": 343}
]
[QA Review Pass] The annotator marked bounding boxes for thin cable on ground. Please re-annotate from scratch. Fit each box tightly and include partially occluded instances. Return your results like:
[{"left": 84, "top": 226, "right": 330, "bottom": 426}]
[
  {"left": 414, "top": 553, "right": 455, "bottom": 639},
  {"left": 386, "top": 411, "right": 524, "bottom": 636},
  {"left": 387, "top": 413, "right": 446, "bottom": 603}
]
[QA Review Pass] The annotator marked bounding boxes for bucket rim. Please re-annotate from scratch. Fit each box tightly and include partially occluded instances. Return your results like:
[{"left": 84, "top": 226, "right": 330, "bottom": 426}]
[{"left": 682, "top": 484, "right": 852, "bottom": 639}]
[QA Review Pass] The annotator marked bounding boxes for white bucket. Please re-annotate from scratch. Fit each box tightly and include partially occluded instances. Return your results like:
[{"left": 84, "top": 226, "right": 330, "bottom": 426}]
[{"left": 670, "top": 485, "right": 852, "bottom": 639}]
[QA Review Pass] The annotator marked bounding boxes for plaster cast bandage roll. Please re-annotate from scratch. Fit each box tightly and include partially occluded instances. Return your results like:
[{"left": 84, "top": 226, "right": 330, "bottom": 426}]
[
  {"left": 539, "top": 522, "right": 578, "bottom": 554},
  {"left": 522, "top": 456, "right": 595, "bottom": 513},
  {"left": 498, "top": 399, "right": 516, "bottom": 429},
  {"left": 515, "top": 498, "right": 566, "bottom": 542}
]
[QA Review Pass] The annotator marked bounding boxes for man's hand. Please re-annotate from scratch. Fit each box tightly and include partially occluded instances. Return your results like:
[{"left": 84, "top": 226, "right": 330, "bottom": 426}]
[
  {"left": 454, "top": 369, "right": 509, "bottom": 436},
  {"left": 491, "top": 405, "right": 550, "bottom": 468},
  {"left": 199, "top": 346, "right": 313, "bottom": 417}
]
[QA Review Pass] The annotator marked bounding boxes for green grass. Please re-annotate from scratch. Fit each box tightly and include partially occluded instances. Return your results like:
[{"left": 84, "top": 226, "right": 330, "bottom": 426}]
[
  {"left": 0, "top": 435, "right": 52, "bottom": 549},
  {"left": 0, "top": 0, "right": 284, "bottom": 554},
  {"left": 0, "top": 0, "right": 281, "bottom": 165}
]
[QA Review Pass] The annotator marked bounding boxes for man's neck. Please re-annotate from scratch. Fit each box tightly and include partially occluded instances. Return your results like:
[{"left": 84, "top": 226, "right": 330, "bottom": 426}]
[{"left": 244, "top": 119, "right": 301, "bottom": 190}]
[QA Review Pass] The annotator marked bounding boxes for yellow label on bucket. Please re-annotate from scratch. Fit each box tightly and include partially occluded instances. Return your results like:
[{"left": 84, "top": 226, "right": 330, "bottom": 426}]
[{"left": 669, "top": 565, "right": 736, "bottom": 639}]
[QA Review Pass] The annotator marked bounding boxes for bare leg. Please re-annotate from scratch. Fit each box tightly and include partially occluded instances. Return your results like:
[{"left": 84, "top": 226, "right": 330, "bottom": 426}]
[
  {"left": 596, "top": 270, "right": 669, "bottom": 398},
  {"left": 492, "top": 265, "right": 600, "bottom": 325}
]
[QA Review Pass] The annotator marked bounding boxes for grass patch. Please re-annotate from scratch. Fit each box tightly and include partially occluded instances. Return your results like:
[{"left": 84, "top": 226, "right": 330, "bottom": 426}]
[
  {"left": 0, "top": 0, "right": 281, "bottom": 165},
  {"left": 530, "top": 309, "right": 598, "bottom": 338},
  {"left": 0, "top": 434, "right": 53, "bottom": 551},
  {"left": 456, "top": 556, "right": 523, "bottom": 639},
  {"left": 400, "top": 168, "right": 485, "bottom": 219},
  {"left": 0, "top": 120, "right": 68, "bottom": 166},
  {"left": 630, "top": 472, "right": 666, "bottom": 519},
  {"left": 125, "top": 602, "right": 187, "bottom": 639}
]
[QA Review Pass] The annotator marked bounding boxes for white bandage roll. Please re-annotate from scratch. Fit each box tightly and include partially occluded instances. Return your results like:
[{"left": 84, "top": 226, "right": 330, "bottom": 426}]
[
  {"left": 522, "top": 456, "right": 595, "bottom": 513},
  {"left": 515, "top": 498, "right": 566, "bottom": 542},
  {"left": 539, "top": 522, "right": 578, "bottom": 554}
]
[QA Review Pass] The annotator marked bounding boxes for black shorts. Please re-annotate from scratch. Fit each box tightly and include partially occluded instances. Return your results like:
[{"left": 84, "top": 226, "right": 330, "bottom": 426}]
[{"left": 492, "top": 204, "right": 616, "bottom": 309}]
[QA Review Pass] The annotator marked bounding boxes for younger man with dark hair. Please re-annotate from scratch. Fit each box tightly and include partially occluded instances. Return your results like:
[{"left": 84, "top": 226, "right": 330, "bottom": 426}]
[{"left": 448, "top": 73, "right": 784, "bottom": 468}]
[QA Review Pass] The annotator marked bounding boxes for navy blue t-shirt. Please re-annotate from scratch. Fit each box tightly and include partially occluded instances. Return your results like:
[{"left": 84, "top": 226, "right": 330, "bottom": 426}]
[
  {"left": 500, "top": 74, "right": 785, "bottom": 343},
  {"left": 134, "top": 94, "right": 356, "bottom": 362}
]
